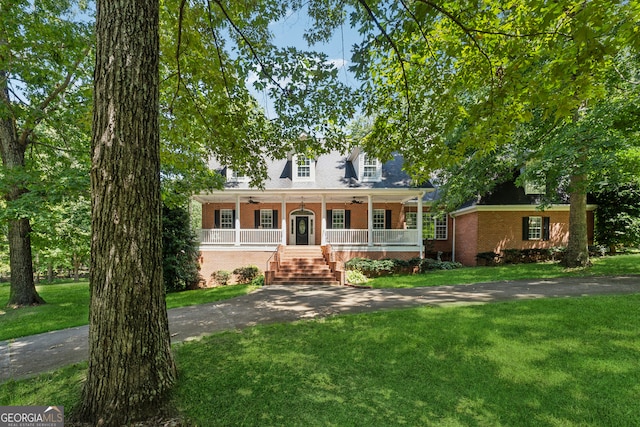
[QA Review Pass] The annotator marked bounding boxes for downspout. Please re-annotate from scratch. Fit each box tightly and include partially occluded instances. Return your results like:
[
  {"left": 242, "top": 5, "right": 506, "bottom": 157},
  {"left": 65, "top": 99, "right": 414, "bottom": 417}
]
[{"left": 451, "top": 214, "right": 456, "bottom": 262}]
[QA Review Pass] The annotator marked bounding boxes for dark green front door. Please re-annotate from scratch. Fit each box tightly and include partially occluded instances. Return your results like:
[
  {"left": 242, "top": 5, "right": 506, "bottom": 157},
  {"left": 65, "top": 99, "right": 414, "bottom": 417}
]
[{"left": 296, "top": 216, "right": 309, "bottom": 245}]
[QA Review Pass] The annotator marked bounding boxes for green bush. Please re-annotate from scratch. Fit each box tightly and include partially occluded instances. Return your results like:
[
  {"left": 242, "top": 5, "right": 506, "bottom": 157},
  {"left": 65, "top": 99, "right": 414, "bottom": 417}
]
[
  {"left": 346, "top": 269, "right": 369, "bottom": 285},
  {"left": 476, "top": 251, "right": 500, "bottom": 266},
  {"left": 344, "top": 258, "right": 398, "bottom": 276},
  {"left": 233, "top": 265, "right": 260, "bottom": 284},
  {"left": 162, "top": 205, "right": 201, "bottom": 292},
  {"left": 419, "top": 258, "right": 462, "bottom": 272},
  {"left": 251, "top": 274, "right": 265, "bottom": 287},
  {"left": 211, "top": 270, "right": 231, "bottom": 286}
]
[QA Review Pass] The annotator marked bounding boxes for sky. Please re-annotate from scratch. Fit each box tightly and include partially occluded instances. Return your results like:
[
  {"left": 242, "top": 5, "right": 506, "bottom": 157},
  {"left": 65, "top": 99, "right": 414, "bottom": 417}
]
[{"left": 250, "top": 7, "right": 362, "bottom": 116}]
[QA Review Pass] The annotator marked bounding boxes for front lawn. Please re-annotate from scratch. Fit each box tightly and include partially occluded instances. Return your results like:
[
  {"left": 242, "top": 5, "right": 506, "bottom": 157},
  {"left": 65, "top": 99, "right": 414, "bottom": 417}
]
[
  {"left": 0, "top": 282, "right": 258, "bottom": 341},
  {"left": 368, "top": 253, "right": 640, "bottom": 288},
  {"left": 2, "top": 295, "right": 639, "bottom": 426}
]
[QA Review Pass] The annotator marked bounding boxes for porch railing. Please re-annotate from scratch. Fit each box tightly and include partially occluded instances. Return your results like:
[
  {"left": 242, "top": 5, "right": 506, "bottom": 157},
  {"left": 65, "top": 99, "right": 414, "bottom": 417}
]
[
  {"left": 198, "top": 229, "right": 282, "bottom": 245},
  {"left": 199, "top": 228, "right": 420, "bottom": 246},
  {"left": 325, "top": 229, "right": 419, "bottom": 246}
]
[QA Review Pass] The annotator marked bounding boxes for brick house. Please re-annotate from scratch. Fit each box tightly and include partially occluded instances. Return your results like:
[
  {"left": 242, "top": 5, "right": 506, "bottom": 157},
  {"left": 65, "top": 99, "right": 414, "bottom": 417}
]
[
  {"left": 449, "top": 178, "right": 596, "bottom": 266},
  {"left": 193, "top": 151, "right": 595, "bottom": 283}
]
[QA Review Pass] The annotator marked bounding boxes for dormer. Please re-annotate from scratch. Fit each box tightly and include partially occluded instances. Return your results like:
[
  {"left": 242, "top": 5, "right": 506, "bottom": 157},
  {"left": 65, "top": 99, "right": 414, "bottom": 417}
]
[
  {"left": 349, "top": 148, "right": 382, "bottom": 182},
  {"left": 292, "top": 153, "right": 316, "bottom": 182},
  {"left": 226, "top": 168, "right": 248, "bottom": 183}
]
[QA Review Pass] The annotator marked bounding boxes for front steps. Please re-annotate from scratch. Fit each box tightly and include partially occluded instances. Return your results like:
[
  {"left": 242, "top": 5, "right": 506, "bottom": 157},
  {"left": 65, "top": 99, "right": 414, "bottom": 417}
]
[{"left": 268, "top": 246, "right": 340, "bottom": 286}]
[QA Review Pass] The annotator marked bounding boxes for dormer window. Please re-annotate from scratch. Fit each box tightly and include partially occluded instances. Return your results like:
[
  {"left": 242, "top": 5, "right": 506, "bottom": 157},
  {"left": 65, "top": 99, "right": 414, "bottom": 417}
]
[
  {"left": 227, "top": 168, "right": 247, "bottom": 183},
  {"left": 361, "top": 153, "right": 382, "bottom": 182},
  {"left": 292, "top": 154, "right": 315, "bottom": 182}
]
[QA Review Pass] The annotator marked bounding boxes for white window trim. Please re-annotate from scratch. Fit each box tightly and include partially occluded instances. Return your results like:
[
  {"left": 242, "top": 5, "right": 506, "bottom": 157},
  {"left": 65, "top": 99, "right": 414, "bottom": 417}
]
[
  {"left": 420, "top": 213, "right": 448, "bottom": 240},
  {"left": 260, "top": 209, "right": 273, "bottom": 229},
  {"left": 227, "top": 168, "right": 248, "bottom": 183},
  {"left": 292, "top": 154, "right": 315, "bottom": 182},
  {"left": 373, "top": 209, "right": 385, "bottom": 229},
  {"left": 332, "top": 209, "right": 345, "bottom": 229},
  {"left": 360, "top": 153, "right": 382, "bottom": 182},
  {"left": 528, "top": 216, "right": 542, "bottom": 240},
  {"left": 220, "top": 209, "right": 234, "bottom": 229}
]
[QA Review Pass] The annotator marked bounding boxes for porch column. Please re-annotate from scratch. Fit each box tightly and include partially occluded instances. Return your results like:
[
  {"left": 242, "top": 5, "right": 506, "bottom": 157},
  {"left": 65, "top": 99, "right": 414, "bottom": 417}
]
[
  {"left": 321, "top": 195, "right": 326, "bottom": 245},
  {"left": 281, "top": 196, "right": 287, "bottom": 245},
  {"left": 367, "top": 195, "right": 373, "bottom": 247},
  {"left": 417, "top": 192, "right": 424, "bottom": 258},
  {"left": 235, "top": 194, "right": 241, "bottom": 246}
]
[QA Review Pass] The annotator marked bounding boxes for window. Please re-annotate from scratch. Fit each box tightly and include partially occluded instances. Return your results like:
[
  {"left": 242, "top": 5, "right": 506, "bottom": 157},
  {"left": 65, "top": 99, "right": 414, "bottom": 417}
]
[
  {"left": 361, "top": 153, "right": 381, "bottom": 181},
  {"left": 297, "top": 155, "right": 311, "bottom": 178},
  {"left": 260, "top": 209, "right": 273, "bottom": 229},
  {"left": 405, "top": 212, "right": 417, "bottom": 229},
  {"left": 523, "top": 216, "right": 550, "bottom": 241},
  {"left": 412, "top": 212, "right": 448, "bottom": 240},
  {"left": 332, "top": 209, "right": 345, "bottom": 229},
  {"left": 220, "top": 209, "right": 234, "bottom": 229},
  {"left": 227, "top": 169, "right": 247, "bottom": 182},
  {"left": 527, "top": 216, "right": 542, "bottom": 240},
  {"left": 373, "top": 209, "right": 385, "bottom": 229}
]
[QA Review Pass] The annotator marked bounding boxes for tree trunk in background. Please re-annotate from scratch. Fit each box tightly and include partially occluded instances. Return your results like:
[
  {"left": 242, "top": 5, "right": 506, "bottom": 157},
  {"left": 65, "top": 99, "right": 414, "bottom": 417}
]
[
  {"left": 563, "top": 172, "right": 590, "bottom": 267},
  {"left": 0, "top": 71, "right": 44, "bottom": 307},
  {"left": 78, "top": 0, "right": 176, "bottom": 424}
]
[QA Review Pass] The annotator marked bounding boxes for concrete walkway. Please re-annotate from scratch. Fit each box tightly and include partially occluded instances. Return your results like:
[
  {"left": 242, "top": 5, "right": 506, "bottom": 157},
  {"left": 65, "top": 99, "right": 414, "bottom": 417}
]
[{"left": 1, "top": 275, "right": 638, "bottom": 383}]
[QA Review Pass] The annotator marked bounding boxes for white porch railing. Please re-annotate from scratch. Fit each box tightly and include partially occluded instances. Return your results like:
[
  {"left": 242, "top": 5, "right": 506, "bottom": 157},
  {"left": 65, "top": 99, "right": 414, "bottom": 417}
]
[
  {"left": 199, "top": 228, "right": 419, "bottom": 246},
  {"left": 198, "top": 229, "right": 282, "bottom": 245},
  {"left": 325, "top": 229, "right": 368, "bottom": 244},
  {"left": 240, "top": 229, "right": 282, "bottom": 244},
  {"left": 325, "top": 229, "right": 419, "bottom": 246}
]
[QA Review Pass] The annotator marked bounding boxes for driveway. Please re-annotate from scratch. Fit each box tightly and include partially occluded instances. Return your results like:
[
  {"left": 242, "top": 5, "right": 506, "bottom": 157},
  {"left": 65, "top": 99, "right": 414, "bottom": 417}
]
[{"left": 1, "top": 275, "right": 638, "bottom": 383}]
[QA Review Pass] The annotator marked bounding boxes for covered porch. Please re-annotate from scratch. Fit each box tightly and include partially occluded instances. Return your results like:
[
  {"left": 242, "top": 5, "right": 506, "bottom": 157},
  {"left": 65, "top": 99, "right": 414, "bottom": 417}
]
[{"left": 193, "top": 188, "right": 429, "bottom": 254}]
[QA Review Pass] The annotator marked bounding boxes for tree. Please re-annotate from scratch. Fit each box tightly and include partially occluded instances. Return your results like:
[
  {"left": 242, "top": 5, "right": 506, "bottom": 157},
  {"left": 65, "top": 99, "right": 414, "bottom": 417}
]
[
  {"left": 303, "top": 0, "right": 638, "bottom": 267},
  {"left": 0, "top": 0, "right": 92, "bottom": 305},
  {"left": 77, "top": 0, "right": 176, "bottom": 423},
  {"left": 162, "top": 204, "right": 201, "bottom": 292},
  {"left": 594, "top": 182, "right": 640, "bottom": 253}
]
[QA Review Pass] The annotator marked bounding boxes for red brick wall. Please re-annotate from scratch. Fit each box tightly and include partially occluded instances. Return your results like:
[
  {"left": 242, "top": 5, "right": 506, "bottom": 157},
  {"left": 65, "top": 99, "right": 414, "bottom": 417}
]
[
  {"left": 454, "top": 213, "right": 479, "bottom": 266},
  {"left": 199, "top": 250, "right": 273, "bottom": 285},
  {"left": 455, "top": 209, "right": 595, "bottom": 266}
]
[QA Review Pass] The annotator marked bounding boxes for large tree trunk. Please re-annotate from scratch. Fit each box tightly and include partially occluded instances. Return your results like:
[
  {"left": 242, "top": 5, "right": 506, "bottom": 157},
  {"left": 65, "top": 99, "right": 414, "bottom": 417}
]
[
  {"left": 78, "top": 0, "right": 176, "bottom": 424},
  {"left": 563, "top": 172, "right": 590, "bottom": 268},
  {"left": 0, "top": 71, "right": 44, "bottom": 307}
]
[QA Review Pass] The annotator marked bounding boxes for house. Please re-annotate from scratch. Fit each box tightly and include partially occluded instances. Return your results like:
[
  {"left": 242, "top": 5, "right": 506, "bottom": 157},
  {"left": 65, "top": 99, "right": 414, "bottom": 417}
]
[
  {"left": 449, "top": 175, "right": 596, "bottom": 266},
  {"left": 192, "top": 149, "right": 439, "bottom": 283},
  {"left": 192, "top": 151, "right": 595, "bottom": 283}
]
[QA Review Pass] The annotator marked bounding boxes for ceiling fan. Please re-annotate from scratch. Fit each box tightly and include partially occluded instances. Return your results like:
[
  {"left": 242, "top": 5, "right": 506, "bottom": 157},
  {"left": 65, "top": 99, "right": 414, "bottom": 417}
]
[
  {"left": 350, "top": 197, "right": 363, "bottom": 204},
  {"left": 247, "top": 197, "right": 260, "bottom": 204}
]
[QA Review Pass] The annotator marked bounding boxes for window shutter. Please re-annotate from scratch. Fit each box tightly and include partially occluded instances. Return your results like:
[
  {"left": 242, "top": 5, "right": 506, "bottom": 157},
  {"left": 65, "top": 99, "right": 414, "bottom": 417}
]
[
  {"left": 232, "top": 210, "right": 236, "bottom": 227},
  {"left": 385, "top": 210, "right": 392, "bottom": 229},
  {"left": 254, "top": 210, "right": 260, "bottom": 228},
  {"left": 345, "top": 210, "right": 351, "bottom": 229},
  {"left": 273, "top": 210, "right": 278, "bottom": 229},
  {"left": 522, "top": 217, "right": 529, "bottom": 240},
  {"left": 214, "top": 210, "right": 220, "bottom": 228},
  {"left": 326, "top": 210, "right": 333, "bottom": 229},
  {"left": 543, "top": 217, "right": 550, "bottom": 241}
]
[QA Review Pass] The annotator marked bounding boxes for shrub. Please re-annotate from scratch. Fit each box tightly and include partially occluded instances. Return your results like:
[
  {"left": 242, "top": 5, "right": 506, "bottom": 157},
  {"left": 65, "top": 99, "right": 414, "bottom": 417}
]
[
  {"left": 162, "top": 204, "right": 201, "bottom": 292},
  {"left": 345, "top": 258, "right": 397, "bottom": 276},
  {"left": 419, "top": 258, "right": 462, "bottom": 272},
  {"left": 476, "top": 251, "right": 500, "bottom": 266},
  {"left": 211, "top": 270, "right": 231, "bottom": 286},
  {"left": 346, "top": 269, "right": 369, "bottom": 285},
  {"left": 233, "top": 265, "right": 260, "bottom": 284},
  {"left": 251, "top": 274, "right": 265, "bottom": 287}
]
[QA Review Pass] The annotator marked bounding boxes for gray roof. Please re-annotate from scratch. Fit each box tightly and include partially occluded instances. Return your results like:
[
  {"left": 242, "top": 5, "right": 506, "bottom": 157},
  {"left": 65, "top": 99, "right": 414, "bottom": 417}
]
[{"left": 215, "top": 151, "right": 433, "bottom": 191}]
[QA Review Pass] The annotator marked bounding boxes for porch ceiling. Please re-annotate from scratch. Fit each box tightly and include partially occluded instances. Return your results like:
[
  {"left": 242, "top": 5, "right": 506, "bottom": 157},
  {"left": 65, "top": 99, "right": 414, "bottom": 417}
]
[{"left": 193, "top": 188, "right": 432, "bottom": 205}]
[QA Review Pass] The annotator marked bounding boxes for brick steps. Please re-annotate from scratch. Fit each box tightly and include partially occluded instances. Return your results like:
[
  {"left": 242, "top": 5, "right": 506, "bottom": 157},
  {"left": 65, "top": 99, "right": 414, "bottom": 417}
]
[{"left": 268, "top": 246, "right": 340, "bottom": 286}]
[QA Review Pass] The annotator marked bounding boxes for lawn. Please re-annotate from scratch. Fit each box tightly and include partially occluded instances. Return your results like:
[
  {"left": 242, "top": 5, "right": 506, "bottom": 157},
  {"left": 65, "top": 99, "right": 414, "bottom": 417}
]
[
  {"left": 2, "top": 295, "right": 639, "bottom": 426},
  {"left": 0, "top": 281, "right": 258, "bottom": 341},
  {"left": 368, "top": 253, "right": 640, "bottom": 288},
  {"left": 1, "top": 253, "right": 638, "bottom": 341}
]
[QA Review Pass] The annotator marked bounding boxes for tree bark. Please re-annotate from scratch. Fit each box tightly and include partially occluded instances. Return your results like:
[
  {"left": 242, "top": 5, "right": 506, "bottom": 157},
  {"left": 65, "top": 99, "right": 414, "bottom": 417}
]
[
  {"left": 0, "top": 71, "right": 44, "bottom": 307},
  {"left": 563, "top": 172, "right": 590, "bottom": 268},
  {"left": 78, "top": 0, "right": 176, "bottom": 424}
]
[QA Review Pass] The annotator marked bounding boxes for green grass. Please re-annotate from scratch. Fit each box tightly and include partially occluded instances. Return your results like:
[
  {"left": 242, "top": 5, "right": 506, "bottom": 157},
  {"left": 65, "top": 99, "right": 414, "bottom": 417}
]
[
  {"left": 368, "top": 253, "right": 640, "bottom": 288},
  {"left": 2, "top": 295, "right": 639, "bottom": 426},
  {"left": 0, "top": 281, "right": 257, "bottom": 341}
]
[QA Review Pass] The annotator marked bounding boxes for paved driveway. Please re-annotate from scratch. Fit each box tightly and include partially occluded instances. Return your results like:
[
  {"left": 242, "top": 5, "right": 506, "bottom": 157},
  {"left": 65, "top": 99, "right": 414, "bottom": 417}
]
[{"left": 1, "top": 275, "right": 638, "bottom": 383}]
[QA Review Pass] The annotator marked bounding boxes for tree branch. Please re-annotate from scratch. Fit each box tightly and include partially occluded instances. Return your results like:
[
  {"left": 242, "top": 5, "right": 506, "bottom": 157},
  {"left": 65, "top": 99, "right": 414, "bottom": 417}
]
[
  {"left": 171, "top": 0, "right": 188, "bottom": 111},
  {"left": 206, "top": 0, "right": 232, "bottom": 99},
  {"left": 18, "top": 44, "right": 90, "bottom": 147}
]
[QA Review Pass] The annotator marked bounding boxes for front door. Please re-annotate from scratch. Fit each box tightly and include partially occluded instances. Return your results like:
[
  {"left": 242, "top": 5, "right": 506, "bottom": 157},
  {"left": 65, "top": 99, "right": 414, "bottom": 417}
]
[{"left": 296, "top": 216, "right": 309, "bottom": 245}]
